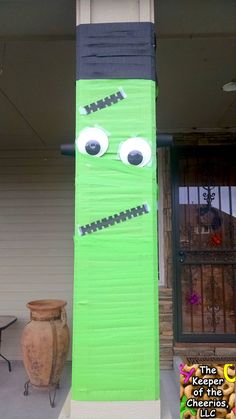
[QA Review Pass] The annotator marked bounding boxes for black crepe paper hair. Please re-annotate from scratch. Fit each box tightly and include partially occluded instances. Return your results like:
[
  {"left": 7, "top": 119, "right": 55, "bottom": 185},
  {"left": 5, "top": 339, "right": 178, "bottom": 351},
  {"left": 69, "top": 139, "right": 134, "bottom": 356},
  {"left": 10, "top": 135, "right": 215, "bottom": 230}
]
[{"left": 76, "top": 22, "right": 156, "bottom": 81}]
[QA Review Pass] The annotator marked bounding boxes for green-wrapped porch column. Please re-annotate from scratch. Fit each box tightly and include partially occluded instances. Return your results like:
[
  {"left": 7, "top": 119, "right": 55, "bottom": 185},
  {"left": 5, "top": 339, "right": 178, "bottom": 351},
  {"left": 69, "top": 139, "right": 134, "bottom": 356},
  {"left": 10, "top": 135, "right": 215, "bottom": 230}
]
[{"left": 71, "top": 14, "right": 160, "bottom": 419}]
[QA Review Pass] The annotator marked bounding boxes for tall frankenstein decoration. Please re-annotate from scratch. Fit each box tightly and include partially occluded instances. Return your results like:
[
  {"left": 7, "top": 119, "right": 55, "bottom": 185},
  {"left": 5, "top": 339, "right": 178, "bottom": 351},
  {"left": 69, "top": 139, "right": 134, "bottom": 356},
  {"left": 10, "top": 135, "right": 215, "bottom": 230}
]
[{"left": 72, "top": 22, "right": 159, "bottom": 413}]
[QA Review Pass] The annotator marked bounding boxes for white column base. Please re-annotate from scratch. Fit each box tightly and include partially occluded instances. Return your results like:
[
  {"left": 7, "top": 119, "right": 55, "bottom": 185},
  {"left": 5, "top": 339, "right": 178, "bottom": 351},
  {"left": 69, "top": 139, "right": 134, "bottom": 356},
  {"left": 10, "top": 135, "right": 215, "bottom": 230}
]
[
  {"left": 58, "top": 390, "right": 71, "bottom": 419},
  {"left": 70, "top": 400, "right": 160, "bottom": 419}
]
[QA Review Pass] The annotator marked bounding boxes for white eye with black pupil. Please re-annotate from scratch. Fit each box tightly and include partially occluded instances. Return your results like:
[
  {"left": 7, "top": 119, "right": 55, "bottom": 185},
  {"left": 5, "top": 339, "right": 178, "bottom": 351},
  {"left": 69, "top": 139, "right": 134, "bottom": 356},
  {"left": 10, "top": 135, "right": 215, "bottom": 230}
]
[
  {"left": 119, "top": 137, "right": 152, "bottom": 167},
  {"left": 76, "top": 127, "right": 109, "bottom": 157}
]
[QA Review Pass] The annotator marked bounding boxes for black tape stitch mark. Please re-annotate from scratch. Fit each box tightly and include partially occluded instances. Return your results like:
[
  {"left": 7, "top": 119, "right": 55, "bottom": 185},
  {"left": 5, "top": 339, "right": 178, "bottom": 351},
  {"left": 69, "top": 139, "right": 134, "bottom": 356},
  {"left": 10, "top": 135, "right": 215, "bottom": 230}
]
[
  {"left": 78, "top": 203, "right": 149, "bottom": 236},
  {"left": 79, "top": 89, "right": 126, "bottom": 115}
]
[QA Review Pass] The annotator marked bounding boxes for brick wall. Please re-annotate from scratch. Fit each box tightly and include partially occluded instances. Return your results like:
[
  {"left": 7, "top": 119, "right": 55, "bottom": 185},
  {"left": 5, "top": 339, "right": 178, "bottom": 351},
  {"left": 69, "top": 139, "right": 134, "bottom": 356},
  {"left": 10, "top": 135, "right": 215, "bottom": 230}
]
[{"left": 159, "top": 287, "right": 173, "bottom": 369}]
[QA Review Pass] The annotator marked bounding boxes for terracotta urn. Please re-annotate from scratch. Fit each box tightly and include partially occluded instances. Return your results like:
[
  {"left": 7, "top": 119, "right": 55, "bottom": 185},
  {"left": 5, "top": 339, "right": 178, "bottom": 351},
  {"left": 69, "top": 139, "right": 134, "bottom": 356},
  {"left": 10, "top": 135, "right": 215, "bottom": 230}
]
[{"left": 21, "top": 299, "right": 70, "bottom": 388}]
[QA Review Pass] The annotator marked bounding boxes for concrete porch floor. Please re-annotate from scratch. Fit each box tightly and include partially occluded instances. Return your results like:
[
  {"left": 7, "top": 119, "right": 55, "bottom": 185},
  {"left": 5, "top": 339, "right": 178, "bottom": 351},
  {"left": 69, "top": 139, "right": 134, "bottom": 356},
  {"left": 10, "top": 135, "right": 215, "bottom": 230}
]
[
  {"left": 0, "top": 361, "right": 71, "bottom": 419},
  {"left": 0, "top": 361, "right": 179, "bottom": 419}
]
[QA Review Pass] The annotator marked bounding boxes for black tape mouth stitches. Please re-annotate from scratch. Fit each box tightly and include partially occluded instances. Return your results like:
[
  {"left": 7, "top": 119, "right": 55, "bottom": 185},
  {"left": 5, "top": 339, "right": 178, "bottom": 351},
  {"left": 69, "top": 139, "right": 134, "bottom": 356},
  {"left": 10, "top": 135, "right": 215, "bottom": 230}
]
[
  {"left": 78, "top": 203, "right": 149, "bottom": 236},
  {"left": 79, "top": 89, "right": 126, "bottom": 115}
]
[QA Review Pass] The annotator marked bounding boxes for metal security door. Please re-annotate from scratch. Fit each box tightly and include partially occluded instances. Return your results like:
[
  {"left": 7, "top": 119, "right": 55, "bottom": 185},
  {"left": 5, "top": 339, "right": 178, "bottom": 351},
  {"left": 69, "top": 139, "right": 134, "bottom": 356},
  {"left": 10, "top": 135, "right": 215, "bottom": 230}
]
[{"left": 172, "top": 147, "right": 236, "bottom": 342}]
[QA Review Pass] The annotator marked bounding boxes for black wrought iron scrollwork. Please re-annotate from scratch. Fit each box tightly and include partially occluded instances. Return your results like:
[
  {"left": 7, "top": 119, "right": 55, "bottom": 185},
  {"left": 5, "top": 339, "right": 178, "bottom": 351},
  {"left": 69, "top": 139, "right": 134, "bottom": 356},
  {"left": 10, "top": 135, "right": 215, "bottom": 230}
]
[
  {"left": 199, "top": 185, "right": 222, "bottom": 232},
  {"left": 177, "top": 150, "right": 236, "bottom": 339},
  {"left": 207, "top": 305, "right": 220, "bottom": 313},
  {"left": 203, "top": 186, "right": 216, "bottom": 206},
  {"left": 207, "top": 304, "right": 221, "bottom": 332}
]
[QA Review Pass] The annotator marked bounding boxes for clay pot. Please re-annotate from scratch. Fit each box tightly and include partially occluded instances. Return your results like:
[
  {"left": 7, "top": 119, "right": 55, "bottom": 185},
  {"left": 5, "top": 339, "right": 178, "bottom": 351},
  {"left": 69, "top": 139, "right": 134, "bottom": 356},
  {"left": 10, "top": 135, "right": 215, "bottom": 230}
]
[{"left": 21, "top": 299, "right": 70, "bottom": 388}]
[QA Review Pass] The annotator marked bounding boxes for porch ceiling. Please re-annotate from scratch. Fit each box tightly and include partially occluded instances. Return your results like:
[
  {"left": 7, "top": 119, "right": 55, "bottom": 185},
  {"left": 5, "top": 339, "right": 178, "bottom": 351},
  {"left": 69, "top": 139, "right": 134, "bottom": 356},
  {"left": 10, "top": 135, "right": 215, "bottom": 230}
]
[
  {"left": 155, "top": 0, "right": 236, "bottom": 134},
  {"left": 0, "top": 0, "right": 235, "bottom": 149}
]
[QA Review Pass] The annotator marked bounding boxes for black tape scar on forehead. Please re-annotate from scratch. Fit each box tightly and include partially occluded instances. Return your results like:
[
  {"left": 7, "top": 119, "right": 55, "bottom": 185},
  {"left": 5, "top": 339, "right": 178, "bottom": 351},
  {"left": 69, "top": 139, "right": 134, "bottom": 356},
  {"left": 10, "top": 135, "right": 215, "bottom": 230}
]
[
  {"left": 79, "top": 89, "right": 126, "bottom": 115},
  {"left": 78, "top": 204, "right": 149, "bottom": 236}
]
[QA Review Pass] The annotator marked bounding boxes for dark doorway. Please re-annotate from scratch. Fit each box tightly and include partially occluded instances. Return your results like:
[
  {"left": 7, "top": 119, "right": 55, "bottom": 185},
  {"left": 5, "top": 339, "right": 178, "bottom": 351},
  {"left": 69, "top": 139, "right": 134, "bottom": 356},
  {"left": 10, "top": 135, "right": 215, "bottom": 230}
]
[{"left": 172, "top": 146, "right": 236, "bottom": 343}]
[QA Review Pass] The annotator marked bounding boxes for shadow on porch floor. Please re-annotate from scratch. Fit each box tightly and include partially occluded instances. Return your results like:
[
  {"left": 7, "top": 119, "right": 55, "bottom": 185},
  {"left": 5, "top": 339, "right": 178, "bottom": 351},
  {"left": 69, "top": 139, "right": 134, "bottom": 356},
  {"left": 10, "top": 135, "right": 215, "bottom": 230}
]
[
  {"left": 0, "top": 361, "right": 71, "bottom": 419},
  {"left": 0, "top": 361, "right": 179, "bottom": 419}
]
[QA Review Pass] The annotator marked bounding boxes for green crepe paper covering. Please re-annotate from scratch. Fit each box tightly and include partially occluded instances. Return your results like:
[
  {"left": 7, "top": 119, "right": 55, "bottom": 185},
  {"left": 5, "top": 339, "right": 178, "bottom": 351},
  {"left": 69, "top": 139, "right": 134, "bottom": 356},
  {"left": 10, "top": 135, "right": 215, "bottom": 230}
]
[{"left": 72, "top": 79, "right": 159, "bottom": 401}]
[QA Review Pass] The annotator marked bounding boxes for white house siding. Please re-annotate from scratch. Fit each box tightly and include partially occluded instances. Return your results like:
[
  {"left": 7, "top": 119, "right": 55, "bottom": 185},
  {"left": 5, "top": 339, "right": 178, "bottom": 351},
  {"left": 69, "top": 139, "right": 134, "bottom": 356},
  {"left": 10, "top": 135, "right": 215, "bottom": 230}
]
[{"left": 0, "top": 149, "right": 74, "bottom": 360}]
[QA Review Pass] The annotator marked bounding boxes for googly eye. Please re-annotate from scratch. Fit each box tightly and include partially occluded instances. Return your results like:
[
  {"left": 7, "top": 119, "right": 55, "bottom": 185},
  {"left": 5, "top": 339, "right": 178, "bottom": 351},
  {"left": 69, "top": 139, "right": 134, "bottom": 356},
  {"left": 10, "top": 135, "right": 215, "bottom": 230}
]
[
  {"left": 119, "top": 137, "right": 152, "bottom": 167},
  {"left": 76, "top": 127, "right": 109, "bottom": 157}
]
